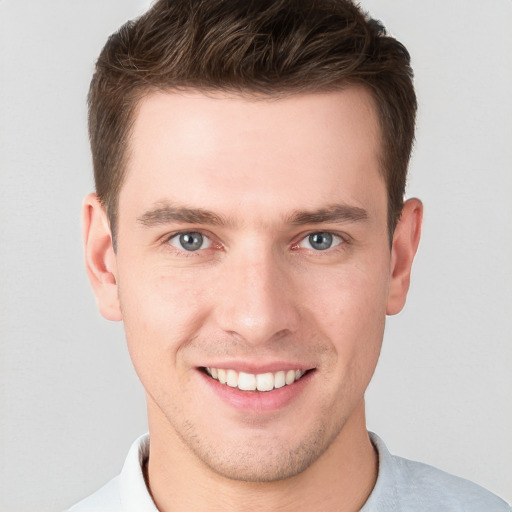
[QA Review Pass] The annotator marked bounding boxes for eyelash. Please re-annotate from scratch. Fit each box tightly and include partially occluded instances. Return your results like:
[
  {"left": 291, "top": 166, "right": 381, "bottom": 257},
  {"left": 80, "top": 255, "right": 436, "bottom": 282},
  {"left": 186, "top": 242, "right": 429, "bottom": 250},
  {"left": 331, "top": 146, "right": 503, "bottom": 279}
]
[{"left": 162, "top": 230, "right": 349, "bottom": 256}]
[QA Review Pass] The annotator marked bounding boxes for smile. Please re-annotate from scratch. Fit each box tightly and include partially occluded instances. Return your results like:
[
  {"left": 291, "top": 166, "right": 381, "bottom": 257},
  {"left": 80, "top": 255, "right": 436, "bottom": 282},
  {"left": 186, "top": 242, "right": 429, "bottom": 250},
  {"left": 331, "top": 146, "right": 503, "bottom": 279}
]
[{"left": 204, "top": 367, "right": 307, "bottom": 392}]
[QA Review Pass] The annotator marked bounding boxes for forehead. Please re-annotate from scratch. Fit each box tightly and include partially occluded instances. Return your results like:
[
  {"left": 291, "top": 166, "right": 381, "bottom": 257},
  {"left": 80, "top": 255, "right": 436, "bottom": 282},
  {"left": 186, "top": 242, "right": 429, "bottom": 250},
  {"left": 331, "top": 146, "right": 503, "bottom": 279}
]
[{"left": 120, "top": 88, "right": 385, "bottom": 227}]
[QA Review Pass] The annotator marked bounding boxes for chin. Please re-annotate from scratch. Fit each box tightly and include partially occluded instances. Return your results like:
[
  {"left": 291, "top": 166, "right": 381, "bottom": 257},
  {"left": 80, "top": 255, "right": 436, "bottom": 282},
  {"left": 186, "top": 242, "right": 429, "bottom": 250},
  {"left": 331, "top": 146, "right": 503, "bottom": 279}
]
[{"left": 177, "top": 416, "right": 343, "bottom": 483}]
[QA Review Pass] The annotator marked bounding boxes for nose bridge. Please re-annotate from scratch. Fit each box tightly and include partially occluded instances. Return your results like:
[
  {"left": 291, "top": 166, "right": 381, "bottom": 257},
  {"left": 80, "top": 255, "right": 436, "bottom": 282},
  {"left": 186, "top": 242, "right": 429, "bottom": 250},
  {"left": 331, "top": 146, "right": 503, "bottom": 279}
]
[{"left": 214, "top": 242, "right": 299, "bottom": 344}]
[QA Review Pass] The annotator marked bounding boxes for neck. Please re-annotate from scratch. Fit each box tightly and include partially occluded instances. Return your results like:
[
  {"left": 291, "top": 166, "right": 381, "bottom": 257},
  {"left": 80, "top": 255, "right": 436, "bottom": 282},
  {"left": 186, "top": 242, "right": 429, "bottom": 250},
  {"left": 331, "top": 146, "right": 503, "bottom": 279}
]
[{"left": 146, "top": 400, "right": 377, "bottom": 512}]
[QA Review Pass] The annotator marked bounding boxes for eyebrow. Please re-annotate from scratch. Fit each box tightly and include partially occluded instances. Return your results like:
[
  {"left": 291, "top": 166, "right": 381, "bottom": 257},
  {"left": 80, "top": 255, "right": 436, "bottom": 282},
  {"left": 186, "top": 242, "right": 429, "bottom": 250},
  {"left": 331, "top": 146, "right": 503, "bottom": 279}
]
[
  {"left": 287, "top": 204, "right": 369, "bottom": 225},
  {"left": 136, "top": 202, "right": 368, "bottom": 228},
  {"left": 137, "top": 203, "right": 227, "bottom": 227}
]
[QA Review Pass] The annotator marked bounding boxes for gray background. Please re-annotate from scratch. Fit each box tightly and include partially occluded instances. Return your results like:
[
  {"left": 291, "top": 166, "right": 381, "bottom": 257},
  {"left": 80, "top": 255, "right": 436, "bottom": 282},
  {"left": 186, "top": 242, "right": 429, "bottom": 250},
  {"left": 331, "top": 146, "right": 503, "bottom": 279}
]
[{"left": 1, "top": 1, "right": 511, "bottom": 510}]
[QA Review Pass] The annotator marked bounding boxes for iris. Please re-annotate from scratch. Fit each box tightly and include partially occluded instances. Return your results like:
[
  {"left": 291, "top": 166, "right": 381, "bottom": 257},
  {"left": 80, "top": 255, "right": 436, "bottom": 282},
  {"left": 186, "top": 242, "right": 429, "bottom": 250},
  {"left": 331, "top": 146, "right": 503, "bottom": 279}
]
[
  {"left": 179, "top": 232, "right": 204, "bottom": 251},
  {"left": 308, "top": 233, "right": 333, "bottom": 250}
]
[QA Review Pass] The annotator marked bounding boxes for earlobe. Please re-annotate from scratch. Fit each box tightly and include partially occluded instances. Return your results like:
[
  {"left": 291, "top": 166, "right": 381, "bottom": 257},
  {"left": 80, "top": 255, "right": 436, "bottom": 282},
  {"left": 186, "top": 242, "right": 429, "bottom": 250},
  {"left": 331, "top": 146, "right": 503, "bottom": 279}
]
[
  {"left": 82, "top": 193, "right": 122, "bottom": 321},
  {"left": 386, "top": 198, "right": 423, "bottom": 316}
]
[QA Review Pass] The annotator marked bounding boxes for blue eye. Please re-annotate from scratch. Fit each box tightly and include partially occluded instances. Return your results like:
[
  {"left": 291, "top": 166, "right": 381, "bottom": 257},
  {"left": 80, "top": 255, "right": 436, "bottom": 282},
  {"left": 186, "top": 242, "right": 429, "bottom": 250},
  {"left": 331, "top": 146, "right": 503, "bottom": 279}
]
[
  {"left": 299, "top": 232, "right": 342, "bottom": 251},
  {"left": 168, "top": 232, "right": 211, "bottom": 252}
]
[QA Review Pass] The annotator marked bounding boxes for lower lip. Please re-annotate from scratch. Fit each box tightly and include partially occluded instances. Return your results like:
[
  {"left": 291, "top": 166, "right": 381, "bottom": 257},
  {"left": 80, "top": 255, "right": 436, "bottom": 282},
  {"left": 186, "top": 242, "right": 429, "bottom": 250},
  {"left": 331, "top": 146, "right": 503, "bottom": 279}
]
[{"left": 199, "top": 370, "right": 314, "bottom": 413}]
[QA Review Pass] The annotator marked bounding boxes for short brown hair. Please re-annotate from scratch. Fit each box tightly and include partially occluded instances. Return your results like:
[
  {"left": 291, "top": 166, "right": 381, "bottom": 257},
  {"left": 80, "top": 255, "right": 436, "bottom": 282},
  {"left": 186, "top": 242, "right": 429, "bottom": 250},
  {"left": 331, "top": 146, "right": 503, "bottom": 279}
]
[{"left": 88, "top": 0, "right": 416, "bottom": 245}]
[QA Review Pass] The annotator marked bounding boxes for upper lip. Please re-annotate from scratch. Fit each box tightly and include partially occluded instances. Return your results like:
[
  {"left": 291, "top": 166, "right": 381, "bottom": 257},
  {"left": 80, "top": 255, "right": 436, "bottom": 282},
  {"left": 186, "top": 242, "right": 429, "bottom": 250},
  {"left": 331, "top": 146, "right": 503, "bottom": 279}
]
[{"left": 199, "top": 361, "right": 315, "bottom": 374}]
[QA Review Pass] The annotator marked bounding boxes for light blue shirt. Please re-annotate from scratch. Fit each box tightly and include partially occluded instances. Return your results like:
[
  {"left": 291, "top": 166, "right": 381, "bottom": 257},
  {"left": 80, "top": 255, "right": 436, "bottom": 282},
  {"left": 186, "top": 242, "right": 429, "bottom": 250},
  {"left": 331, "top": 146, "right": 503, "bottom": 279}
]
[{"left": 67, "top": 432, "right": 510, "bottom": 511}]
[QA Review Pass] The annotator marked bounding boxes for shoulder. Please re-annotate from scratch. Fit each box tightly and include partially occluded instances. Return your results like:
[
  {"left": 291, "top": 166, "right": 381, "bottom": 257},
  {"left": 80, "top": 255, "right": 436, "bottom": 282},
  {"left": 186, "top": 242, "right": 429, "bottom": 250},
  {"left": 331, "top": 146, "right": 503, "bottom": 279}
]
[
  {"left": 65, "top": 476, "right": 122, "bottom": 512},
  {"left": 392, "top": 454, "right": 510, "bottom": 511},
  {"left": 365, "top": 433, "right": 511, "bottom": 512}
]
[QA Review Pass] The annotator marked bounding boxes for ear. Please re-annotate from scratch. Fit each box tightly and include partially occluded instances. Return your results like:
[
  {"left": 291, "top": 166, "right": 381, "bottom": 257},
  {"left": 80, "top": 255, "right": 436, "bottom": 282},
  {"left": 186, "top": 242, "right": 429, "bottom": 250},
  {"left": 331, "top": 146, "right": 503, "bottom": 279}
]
[
  {"left": 82, "top": 193, "right": 122, "bottom": 321},
  {"left": 386, "top": 198, "right": 423, "bottom": 315}
]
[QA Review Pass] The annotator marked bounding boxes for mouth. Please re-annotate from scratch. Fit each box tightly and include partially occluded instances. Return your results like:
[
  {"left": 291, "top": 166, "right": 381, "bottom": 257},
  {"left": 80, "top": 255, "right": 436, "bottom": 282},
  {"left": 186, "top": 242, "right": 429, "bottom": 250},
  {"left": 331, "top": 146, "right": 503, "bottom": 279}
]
[
  {"left": 199, "top": 364, "right": 316, "bottom": 413},
  {"left": 202, "top": 367, "right": 311, "bottom": 392}
]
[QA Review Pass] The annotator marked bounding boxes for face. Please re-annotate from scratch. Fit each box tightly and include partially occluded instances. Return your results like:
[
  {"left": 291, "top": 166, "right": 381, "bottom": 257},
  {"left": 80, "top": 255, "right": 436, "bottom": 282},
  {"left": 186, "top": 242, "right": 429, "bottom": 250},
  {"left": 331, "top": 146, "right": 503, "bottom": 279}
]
[{"left": 85, "top": 87, "right": 419, "bottom": 482}]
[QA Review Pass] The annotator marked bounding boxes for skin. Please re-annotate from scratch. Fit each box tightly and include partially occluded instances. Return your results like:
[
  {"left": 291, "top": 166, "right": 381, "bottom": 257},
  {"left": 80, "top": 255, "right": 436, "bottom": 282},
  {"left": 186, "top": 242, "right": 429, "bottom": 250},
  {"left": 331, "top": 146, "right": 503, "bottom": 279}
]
[{"left": 83, "top": 87, "right": 422, "bottom": 511}]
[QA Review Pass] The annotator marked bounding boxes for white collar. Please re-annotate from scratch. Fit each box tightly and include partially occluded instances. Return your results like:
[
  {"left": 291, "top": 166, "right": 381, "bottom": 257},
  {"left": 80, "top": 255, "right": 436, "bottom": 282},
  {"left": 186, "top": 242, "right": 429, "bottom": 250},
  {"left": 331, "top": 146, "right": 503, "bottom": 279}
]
[{"left": 119, "top": 433, "right": 159, "bottom": 512}]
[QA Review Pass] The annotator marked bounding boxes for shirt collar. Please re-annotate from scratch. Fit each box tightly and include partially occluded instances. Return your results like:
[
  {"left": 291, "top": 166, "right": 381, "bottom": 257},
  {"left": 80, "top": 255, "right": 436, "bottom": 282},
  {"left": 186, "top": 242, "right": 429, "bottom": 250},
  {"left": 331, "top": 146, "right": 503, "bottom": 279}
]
[
  {"left": 119, "top": 433, "right": 159, "bottom": 512},
  {"left": 360, "top": 432, "right": 400, "bottom": 511}
]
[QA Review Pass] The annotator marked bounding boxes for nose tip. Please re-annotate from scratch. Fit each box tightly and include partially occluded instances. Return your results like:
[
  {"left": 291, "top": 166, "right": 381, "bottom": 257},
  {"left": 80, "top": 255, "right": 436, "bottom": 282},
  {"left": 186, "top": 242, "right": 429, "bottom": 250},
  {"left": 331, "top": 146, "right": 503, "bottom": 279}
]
[{"left": 213, "top": 254, "right": 300, "bottom": 345}]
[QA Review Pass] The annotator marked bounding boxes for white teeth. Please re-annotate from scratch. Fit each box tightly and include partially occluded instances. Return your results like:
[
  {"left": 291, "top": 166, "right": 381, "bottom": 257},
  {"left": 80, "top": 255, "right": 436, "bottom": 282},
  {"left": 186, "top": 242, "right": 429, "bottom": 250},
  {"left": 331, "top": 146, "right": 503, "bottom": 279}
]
[
  {"left": 285, "top": 370, "right": 296, "bottom": 385},
  {"left": 256, "top": 373, "right": 274, "bottom": 392},
  {"left": 274, "top": 370, "right": 285, "bottom": 389},
  {"left": 226, "top": 369, "right": 238, "bottom": 387},
  {"left": 205, "top": 367, "right": 308, "bottom": 392},
  {"left": 217, "top": 368, "right": 227, "bottom": 384},
  {"left": 238, "top": 372, "right": 256, "bottom": 391}
]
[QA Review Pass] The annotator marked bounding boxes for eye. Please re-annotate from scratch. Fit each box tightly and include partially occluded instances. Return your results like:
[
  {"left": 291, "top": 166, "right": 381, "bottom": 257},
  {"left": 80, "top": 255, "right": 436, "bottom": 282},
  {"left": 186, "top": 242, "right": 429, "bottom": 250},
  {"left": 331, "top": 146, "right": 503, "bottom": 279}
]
[
  {"left": 168, "top": 232, "right": 212, "bottom": 252},
  {"left": 298, "top": 232, "right": 343, "bottom": 251}
]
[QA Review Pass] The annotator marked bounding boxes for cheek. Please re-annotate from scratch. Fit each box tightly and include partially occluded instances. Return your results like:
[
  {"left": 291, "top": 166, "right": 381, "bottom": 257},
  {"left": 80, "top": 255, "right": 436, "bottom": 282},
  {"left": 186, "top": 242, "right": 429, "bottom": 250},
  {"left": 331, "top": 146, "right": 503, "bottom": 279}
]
[
  {"left": 304, "top": 259, "right": 389, "bottom": 330},
  {"left": 301, "top": 260, "right": 388, "bottom": 376},
  {"left": 121, "top": 267, "right": 211, "bottom": 330},
  {"left": 118, "top": 271, "right": 213, "bottom": 384}
]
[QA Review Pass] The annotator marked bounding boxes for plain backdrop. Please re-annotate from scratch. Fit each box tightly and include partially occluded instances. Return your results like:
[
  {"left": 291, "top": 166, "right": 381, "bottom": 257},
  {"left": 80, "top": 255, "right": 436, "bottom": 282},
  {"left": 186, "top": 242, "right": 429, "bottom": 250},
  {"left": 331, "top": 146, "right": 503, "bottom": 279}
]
[{"left": 0, "top": 1, "right": 511, "bottom": 510}]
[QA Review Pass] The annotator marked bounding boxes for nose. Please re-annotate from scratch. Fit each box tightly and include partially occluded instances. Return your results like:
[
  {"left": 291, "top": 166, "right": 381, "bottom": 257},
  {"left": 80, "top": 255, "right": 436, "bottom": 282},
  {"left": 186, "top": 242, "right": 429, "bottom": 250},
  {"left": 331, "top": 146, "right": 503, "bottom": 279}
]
[{"left": 213, "top": 246, "right": 300, "bottom": 345}]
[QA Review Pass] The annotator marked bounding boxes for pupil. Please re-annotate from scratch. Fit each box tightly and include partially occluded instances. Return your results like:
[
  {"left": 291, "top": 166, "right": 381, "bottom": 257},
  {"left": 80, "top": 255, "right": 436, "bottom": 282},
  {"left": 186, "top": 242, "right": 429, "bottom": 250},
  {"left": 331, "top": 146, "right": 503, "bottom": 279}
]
[
  {"left": 180, "top": 232, "right": 203, "bottom": 251},
  {"left": 309, "top": 233, "right": 332, "bottom": 250}
]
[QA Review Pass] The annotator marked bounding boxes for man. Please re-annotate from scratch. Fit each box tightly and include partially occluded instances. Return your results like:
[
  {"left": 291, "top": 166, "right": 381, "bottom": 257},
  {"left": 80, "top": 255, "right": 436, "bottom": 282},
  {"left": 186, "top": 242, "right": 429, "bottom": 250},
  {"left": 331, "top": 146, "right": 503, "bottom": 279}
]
[{"left": 69, "top": 0, "right": 510, "bottom": 510}]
